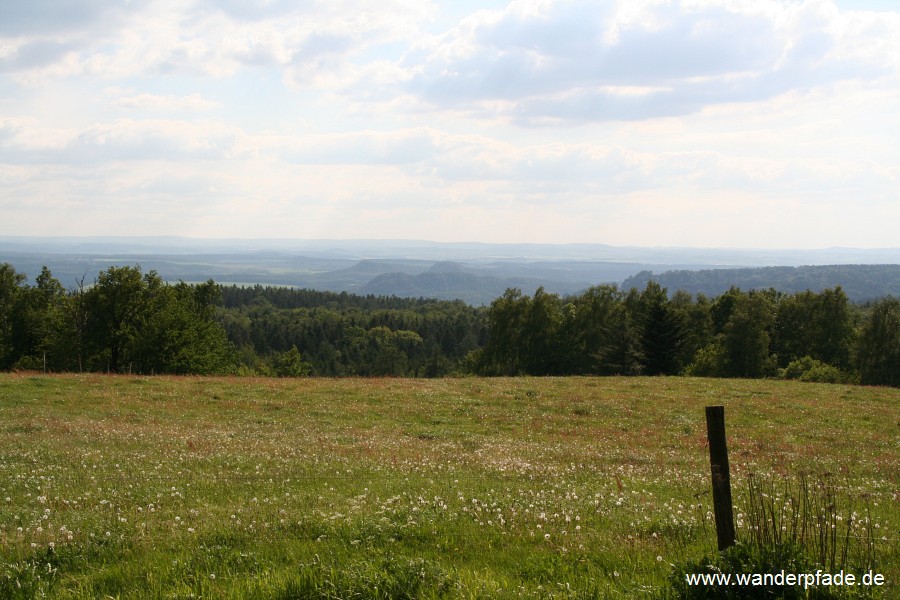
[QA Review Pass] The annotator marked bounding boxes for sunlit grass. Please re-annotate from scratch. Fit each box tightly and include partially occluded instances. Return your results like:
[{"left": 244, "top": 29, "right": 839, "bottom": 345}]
[{"left": 0, "top": 374, "right": 896, "bottom": 598}]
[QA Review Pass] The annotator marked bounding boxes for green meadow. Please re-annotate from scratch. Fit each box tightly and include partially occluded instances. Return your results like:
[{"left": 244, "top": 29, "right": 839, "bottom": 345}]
[{"left": 0, "top": 374, "right": 897, "bottom": 598}]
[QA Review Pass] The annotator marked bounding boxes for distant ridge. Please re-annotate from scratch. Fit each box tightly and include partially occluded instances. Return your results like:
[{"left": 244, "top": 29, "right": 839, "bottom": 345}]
[
  {"left": 361, "top": 268, "right": 555, "bottom": 305},
  {"left": 2, "top": 237, "right": 898, "bottom": 304},
  {"left": 622, "top": 265, "right": 900, "bottom": 302}
]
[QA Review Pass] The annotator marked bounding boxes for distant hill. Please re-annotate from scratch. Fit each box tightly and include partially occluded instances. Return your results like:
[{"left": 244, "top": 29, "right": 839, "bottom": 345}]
[
  {"left": 303, "top": 259, "right": 429, "bottom": 292},
  {"left": 360, "top": 262, "right": 583, "bottom": 305},
  {"left": 622, "top": 264, "right": 900, "bottom": 302}
]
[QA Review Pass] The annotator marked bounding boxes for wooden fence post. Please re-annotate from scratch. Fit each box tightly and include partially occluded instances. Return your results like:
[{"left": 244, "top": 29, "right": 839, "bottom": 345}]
[{"left": 705, "top": 405, "right": 735, "bottom": 551}]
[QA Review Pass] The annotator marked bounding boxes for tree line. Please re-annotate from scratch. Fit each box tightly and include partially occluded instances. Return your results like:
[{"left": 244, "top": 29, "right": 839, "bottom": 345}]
[
  {"left": 0, "top": 264, "right": 486, "bottom": 378},
  {"left": 0, "top": 264, "right": 232, "bottom": 375},
  {"left": 1, "top": 263, "right": 897, "bottom": 386},
  {"left": 472, "top": 284, "right": 899, "bottom": 386}
]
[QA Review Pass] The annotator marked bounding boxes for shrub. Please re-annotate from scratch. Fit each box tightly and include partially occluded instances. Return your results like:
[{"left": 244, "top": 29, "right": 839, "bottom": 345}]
[
  {"left": 685, "top": 344, "right": 725, "bottom": 377},
  {"left": 778, "top": 356, "right": 850, "bottom": 384},
  {"left": 271, "top": 345, "right": 312, "bottom": 377}
]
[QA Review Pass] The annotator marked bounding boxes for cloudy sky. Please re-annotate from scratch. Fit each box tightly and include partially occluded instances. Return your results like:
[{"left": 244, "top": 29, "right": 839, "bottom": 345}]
[{"left": 1, "top": 0, "right": 898, "bottom": 248}]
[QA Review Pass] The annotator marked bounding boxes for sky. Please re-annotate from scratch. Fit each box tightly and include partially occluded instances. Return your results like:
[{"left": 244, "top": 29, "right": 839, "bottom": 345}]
[{"left": 1, "top": 0, "right": 898, "bottom": 249}]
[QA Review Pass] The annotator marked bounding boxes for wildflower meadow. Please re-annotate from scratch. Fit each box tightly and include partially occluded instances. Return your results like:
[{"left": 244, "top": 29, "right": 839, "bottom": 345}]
[{"left": 0, "top": 374, "right": 896, "bottom": 598}]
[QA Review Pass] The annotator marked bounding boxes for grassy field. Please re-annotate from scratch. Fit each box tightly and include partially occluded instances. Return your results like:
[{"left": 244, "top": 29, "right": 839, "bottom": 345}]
[{"left": 0, "top": 374, "right": 897, "bottom": 598}]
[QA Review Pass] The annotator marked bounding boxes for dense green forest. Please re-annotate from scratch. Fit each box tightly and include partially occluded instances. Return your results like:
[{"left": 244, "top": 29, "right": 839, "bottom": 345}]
[
  {"left": 470, "top": 284, "right": 899, "bottom": 387},
  {"left": 217, "top": 284, "right": 486, "bottom": 376},
  {"left": 1, "top": 263, "right": 898, "bottom": 386}
]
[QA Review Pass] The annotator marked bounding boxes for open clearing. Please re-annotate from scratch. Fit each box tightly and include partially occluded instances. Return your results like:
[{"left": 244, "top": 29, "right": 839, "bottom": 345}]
[{"left": 0, "top": 374, "right": 897, "bottom": 598}]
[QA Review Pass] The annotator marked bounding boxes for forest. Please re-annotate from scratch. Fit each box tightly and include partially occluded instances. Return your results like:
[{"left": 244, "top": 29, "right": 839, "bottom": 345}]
[{"left": 1, "top": 262, "right": 898, "bottom": 386}]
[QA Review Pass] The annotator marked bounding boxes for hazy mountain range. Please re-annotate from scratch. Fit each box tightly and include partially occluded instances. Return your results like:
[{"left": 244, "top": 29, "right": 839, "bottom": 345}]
[{"left": 2, "top": 237, "right": 898, "bottom": 305}]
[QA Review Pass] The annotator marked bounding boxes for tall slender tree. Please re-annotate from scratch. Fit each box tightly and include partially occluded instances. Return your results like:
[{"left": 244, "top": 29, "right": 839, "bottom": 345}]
[
  {"left": 856, "top": 297, "right": 900, "bottom": 386},
  {"left": 638, "top": 282, "right": 684, "bottom": 375}
]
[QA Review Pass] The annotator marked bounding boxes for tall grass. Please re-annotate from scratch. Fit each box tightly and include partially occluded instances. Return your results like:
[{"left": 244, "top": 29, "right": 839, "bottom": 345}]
[
  {"left": 742, "top": 472, "right": 880, "bottom": 576},
  {"left": 663, "top": 472, "right": 889, "bottom": 599}
]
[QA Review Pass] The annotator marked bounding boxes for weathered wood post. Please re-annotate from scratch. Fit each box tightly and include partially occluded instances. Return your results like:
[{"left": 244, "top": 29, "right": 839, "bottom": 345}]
[{"left": 705, "top": 405, "right": 735, "bottom": 550}]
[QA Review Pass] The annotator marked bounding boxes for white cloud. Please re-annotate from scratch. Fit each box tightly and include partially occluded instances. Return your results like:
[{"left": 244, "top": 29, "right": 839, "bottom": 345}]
[
  {"left": 3, "top": 113, "right": 896, "bottom": 206},
  {"left": 1, "top": 0, "right": 899, "bottom": 247},
  {"left": 114, "top": 92, "right": 221, "bottom": 111},
  {"left": 396, "top": 0, "right": 900, "bottom": 124},
  {"left": 0, "top": 116, "right": 74, "bottom": 152},
  {"left": 0, "top": 118, "right": 250, "bottom": 164},
  {"left": 0, "top": 0, "right": 436, "bottom": 84}
]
